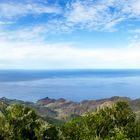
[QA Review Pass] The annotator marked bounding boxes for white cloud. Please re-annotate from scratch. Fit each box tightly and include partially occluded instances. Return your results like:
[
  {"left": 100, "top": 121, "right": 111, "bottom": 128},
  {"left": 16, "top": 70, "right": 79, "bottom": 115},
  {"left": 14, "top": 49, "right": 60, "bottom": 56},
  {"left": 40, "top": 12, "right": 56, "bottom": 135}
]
[
  {"left": 0, "top": 36, "right": 140, "bottom": 69},
  {"left": 0, "top": 21, "right": 14, "bottom": 25},
  {"left": 132, "top": 29, "right": 140, "bottom": 33},
  {"left": 0, "top": 2, "right": 61, "bottom": 19},
  {"left": 129, "top": 1, "right": 140, "bottom": 16},
  {"left": 0, "top": 0, "right": 140, "bottom": 32},
  {"left": 0, "top": 21, "right": 74, "bottom": 43},
  {"left": 1, "top": 0, "right": 140, "bottom": 32},
  {"left": 0, "top": 0, "right": 140, "bottom": 69},
  {"left": 64, "top": 0, "right": 140, "bottom": 31}
]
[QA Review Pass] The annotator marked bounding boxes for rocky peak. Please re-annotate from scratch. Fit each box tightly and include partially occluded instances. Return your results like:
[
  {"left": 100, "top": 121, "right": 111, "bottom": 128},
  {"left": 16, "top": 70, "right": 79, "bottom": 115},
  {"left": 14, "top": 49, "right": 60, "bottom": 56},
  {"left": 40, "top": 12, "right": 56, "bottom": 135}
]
[{"left": 37, "top": 97, "right": 56, "bottom": 105}]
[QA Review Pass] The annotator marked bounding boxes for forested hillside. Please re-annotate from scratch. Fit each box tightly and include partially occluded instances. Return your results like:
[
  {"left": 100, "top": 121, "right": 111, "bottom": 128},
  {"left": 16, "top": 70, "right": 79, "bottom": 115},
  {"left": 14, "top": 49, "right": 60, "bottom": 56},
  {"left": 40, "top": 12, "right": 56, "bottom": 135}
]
[{"left": 0, "top": 99, "right": 140, "bottom": 139}]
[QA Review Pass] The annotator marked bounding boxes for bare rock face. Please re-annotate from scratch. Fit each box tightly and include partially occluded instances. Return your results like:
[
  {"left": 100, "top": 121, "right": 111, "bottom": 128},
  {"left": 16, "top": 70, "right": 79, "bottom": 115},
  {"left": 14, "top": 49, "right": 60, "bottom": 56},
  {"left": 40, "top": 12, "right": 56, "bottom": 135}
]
[
  {"left": 37, "top": 97, "right": 56, "bottom": 105},
  {"left": 36, "top": 96, "right": 131, "bottom": 120}
]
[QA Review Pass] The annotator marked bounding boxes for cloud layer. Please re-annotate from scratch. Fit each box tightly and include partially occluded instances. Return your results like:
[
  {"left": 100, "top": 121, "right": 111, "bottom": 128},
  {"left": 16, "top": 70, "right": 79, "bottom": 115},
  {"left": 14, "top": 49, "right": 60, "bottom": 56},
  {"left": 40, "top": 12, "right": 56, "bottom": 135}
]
[
  {"left": 0, "top": 1, "right": 61, "bottom": 18},
  {"left": 0, "top": 0, "right": 140, "bottom": 69},
  {"left": 0, "top": 38, "right": 140, "bottom": 69},
  {"left": 1, "top": 0, "right": 140, "bottom": 31}
]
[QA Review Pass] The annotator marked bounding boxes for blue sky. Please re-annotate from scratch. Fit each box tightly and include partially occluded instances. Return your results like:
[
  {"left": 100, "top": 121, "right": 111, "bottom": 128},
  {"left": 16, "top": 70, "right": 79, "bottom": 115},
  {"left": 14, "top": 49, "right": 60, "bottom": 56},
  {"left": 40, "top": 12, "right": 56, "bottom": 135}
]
[{"left": 0, "top": 0, "right": 140, "bottom": 69}]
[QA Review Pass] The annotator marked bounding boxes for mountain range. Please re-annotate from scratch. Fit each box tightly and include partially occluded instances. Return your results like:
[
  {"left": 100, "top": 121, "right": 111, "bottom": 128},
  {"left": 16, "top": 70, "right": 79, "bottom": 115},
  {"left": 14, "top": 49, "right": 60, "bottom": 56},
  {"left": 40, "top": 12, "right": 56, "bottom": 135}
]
[{"left": 1, "top": 96, "right": 140, "bottom": 124}]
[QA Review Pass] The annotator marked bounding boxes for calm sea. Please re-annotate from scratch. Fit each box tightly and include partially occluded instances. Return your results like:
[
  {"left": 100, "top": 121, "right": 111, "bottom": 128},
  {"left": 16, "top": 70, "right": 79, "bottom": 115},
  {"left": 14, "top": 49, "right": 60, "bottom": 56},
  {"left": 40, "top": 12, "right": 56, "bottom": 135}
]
[{"left": 0, "top": 69, "right": 140, "bottom": 102}]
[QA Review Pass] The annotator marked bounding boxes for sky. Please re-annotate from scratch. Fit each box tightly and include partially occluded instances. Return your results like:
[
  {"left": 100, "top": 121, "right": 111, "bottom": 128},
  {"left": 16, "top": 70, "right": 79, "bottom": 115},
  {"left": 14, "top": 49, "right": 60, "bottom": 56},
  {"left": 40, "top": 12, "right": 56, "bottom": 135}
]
[{"left": 0, "top": 0, "right": 140, "bottom": 69}]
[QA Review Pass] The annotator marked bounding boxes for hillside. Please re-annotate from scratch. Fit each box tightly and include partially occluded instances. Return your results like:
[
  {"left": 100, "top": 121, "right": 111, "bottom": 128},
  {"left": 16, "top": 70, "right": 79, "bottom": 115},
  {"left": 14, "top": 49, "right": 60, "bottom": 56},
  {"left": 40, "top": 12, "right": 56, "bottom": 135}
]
[{"left": 1, "top": 96, "right": 140, "bottom": 123}]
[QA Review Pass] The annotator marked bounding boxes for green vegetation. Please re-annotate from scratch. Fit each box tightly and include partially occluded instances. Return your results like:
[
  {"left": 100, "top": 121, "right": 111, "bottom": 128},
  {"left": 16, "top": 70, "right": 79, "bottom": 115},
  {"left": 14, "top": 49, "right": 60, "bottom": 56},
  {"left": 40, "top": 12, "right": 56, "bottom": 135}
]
[
  {"left": 0, "top": 102, "right": 59, "bottom": 140},
  {"left": 60, "top": 101, "right": 137, "bottom": 140},
  {"left": 1, "top": 101, "right": 140, "bottom": 139}
]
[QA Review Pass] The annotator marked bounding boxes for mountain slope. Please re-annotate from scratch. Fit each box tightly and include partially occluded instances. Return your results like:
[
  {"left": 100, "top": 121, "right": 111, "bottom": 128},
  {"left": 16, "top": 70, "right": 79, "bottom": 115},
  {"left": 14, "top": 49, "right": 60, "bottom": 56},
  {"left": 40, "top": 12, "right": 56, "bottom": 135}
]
[{"left": 1, "top": 96, "right": 140, "bottom": 123}]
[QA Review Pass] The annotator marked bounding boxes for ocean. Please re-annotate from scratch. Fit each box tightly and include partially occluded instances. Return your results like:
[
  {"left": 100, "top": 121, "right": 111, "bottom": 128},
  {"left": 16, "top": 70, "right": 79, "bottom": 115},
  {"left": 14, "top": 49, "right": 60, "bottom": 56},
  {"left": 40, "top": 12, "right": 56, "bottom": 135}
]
[{"left": 0, "top": 69, "right": 140, "bottom": 102}]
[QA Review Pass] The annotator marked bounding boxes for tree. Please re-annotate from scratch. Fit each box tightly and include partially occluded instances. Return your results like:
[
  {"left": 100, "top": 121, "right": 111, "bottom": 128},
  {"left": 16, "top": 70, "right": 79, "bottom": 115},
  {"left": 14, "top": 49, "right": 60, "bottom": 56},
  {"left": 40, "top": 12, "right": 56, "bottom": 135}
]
[
  {"left": 60, "top": 101, "right": 137, "bottom": 140},
  {"left": 0, "top": 101, "right": 139, "bottom": 139},
  {"left": 6, "top": 104, "right": 41, "bottom": 139},
  {"left": 0, "top": 103, "right": 59, "bottom": 140}
]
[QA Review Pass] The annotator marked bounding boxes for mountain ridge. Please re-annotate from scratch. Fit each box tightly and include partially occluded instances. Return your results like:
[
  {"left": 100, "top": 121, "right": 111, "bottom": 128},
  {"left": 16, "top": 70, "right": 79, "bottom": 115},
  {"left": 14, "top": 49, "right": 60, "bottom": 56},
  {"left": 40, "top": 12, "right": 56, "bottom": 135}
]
[{"left": 1, "top": 96, "right": 140, "bottom": 124}]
